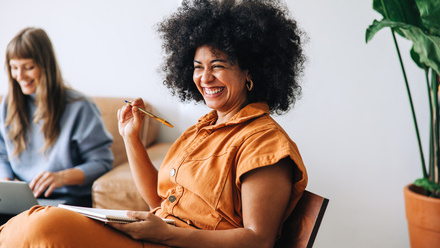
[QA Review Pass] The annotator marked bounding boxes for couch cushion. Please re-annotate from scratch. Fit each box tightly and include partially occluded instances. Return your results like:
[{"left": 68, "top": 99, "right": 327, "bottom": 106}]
[
  {"left": 92, "top": 162, "right": 150, "bottom": 210},
  {"left": 92, "top": 97, "right": 160, "bottom": 167},
  {"left": 92, "top": 142, "right": 173, "bottom": 210}
]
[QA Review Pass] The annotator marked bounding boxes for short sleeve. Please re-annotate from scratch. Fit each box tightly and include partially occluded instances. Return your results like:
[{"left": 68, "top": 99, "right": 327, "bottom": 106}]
[
  {"left": 234, "top": 121, "right": 308, "bottom": 223},
  {"left": 235, "top": 122, "right": 306, "bottom": 191}
]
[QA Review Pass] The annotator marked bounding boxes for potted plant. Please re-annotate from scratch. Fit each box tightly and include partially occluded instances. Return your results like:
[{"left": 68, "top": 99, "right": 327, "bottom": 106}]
[{"left": 365, "top": 0, "right": 440, "bottom": 247}]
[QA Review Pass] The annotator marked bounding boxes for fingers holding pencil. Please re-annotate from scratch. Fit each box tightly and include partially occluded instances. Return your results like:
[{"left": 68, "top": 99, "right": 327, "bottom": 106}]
[
  {"left": 124, "top": 99, "right": 174, "bottom": 128},
  {"left": 118, "top": 99, "right": 139, "bottom": 123},
  {"left": 118, "top": 98, "right": 145, "bottom": 138},
  {"left": 127, "top": 98, "right": 145, "bottom": 110},
  {"left": 125, "top": 98, "right": 144, "bottom": 121}
]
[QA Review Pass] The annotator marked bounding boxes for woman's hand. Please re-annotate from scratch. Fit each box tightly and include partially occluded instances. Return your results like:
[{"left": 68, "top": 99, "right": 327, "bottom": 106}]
[
  {"left": 117, "top": 98, "right": 145, "bottom": 141},
  {"left": 29, "top": 168, "right": 85, "bottom": 198},
  {"left": 109, "top": 211, "right": 171, "bottom": 243},
  {"left": 29, "top": 171, "right": 65, "bottom": 197}
]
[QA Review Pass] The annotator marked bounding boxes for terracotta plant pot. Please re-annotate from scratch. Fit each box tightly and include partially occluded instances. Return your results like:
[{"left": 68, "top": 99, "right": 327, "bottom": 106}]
[{"left": 404, "top": 184, "right": 440, "bottom": 248}]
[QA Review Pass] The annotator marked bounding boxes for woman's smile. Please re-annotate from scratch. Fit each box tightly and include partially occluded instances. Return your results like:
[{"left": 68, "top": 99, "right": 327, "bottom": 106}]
[
  {"left": 203, "top": 87, "right": 225, "bottom": 97},
  {"left": 9, "top": 58, "right": 41, "bottom": 95},
  {"left": 193, "top": 45, "right": 249, "bottom": 123},
  {"left": 19, "top": 80, "right": 35, "bottom": 87}
]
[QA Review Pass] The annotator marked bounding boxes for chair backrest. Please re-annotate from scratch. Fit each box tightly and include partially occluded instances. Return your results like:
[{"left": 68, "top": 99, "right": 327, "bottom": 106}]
[{"left": 274, "top": 190, "right": 329, "bottom": 248}]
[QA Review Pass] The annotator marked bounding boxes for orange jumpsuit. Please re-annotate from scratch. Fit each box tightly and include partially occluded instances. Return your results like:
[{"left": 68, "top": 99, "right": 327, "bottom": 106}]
[{"left": 0, "top": 102, "right": 307, "bottom": 247}]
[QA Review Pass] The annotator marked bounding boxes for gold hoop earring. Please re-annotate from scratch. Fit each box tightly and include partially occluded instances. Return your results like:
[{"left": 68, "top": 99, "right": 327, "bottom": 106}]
[{"left": 246, "top": 79, "right": 254, "bottom": 91}]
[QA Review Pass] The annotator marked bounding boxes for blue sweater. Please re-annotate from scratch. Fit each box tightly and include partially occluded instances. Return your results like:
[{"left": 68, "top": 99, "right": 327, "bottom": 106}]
[{"left": 0, "top": 90, "right": 113, "bottom": 196}]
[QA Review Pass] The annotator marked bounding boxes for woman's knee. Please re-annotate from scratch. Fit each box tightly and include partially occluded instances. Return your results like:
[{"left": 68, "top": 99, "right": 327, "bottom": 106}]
[
  {"left": 1, "top": 206, "right": 143, "bottom": 248},
  {"left": 1, "top": 206, "right": 89, "bottom": 246}
]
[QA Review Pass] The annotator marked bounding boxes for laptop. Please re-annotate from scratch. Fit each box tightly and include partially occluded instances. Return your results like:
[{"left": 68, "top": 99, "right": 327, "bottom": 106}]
[{"left": 0, "top": 181, "right": 66, "bottom": 215}]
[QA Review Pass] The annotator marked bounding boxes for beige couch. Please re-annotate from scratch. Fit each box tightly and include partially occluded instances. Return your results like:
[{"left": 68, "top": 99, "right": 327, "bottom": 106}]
[
  {"left": 91, "top": 97, "right": 172, "bottom": 211},
  {"left": 0, "top": 95, "right": 171, "bottom": 211}
]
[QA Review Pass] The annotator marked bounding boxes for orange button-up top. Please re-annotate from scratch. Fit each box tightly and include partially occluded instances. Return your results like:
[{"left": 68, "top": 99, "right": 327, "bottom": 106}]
[{"left": 153, "top": 102, "right": 307, "bottom": 230}]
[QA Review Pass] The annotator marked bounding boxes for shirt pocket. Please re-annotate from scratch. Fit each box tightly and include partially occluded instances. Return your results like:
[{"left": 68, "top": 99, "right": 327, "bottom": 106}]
[{"left": 175, "top": 145, "right": 237, "bottom": 210}]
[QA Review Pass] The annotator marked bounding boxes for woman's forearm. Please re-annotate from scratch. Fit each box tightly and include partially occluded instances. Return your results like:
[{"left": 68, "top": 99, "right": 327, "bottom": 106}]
[
  {"left": 163, "top": 226, "right": 274, "bottom": 248},
  {"left": 55, "top": 168, "right": 85, "bottom": 185},
  {"left": 124, "top": 136, "right": 162, "bottom": 208}
]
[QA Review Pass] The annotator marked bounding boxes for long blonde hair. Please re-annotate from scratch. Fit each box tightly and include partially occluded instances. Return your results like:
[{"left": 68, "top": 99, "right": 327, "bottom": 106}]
[{"left": 5, "top": 27, "right": 67, "bottom": 156}]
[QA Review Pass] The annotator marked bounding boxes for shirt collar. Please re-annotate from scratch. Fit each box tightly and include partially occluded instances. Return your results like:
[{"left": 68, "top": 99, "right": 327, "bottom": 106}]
[{"left": 195, "top": 102, "right": 270, "bottom": 131}]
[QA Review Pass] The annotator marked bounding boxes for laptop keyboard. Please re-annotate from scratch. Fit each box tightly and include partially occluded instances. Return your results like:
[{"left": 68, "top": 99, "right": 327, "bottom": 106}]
[{"left": 37, "top": 199, "right": 67, "bottom": 207}]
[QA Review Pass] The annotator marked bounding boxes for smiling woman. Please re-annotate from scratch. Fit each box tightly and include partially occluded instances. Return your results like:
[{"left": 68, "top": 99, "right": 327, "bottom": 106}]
[
  {"left": 0, "top": 27, "right": 113, "bottom": 208},
  {"left": 9, "top": 58, "right": 41, "bottom": 95},
  {"left": 159, "top": 0, "right": 306, "bottom": 116},
  {"left": 0, "top": 1, "right": 308, "bottom": 247},
  {"left": 193, "top": 45, "right": 249, "bottom": 124}
]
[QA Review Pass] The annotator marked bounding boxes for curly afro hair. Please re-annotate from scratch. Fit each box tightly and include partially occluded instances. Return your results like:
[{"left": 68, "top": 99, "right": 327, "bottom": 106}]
[{"left": 157, "top": 0, "right": 306, "bottom": 115}]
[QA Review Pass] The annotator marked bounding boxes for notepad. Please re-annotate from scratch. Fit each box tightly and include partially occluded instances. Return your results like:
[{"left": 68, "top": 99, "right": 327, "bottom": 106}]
[{"left": 58, "top": 204, "right": 175, "bottom": 225}]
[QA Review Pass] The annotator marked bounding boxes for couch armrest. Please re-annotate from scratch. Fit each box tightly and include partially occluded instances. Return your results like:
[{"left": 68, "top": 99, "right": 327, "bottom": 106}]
[
  {"left": 92, "top": 97, "right": 160, "bottom": 168},
  {"left": 92, "top": 142, "right": 173, "bottom": 210}
]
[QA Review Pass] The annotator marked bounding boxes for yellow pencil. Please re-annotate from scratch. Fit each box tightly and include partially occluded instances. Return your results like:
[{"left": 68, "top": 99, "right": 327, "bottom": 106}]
[{"left": 125, "top": 100, "right": 174, "bottom": 128}]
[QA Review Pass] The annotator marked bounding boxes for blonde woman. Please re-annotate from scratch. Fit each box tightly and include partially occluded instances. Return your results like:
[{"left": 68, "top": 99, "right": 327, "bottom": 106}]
[{"left": 0, "top": 27, "right": 113, "bottom": 207}]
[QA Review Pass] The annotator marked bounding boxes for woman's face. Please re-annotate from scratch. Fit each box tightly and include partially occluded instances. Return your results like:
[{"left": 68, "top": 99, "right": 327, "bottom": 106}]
[
  {"left": 9, "top": 58, "right": 41, "bottom": 95},
  {"left": 193, "top": 45, "right": 249, "bottom": 116}
]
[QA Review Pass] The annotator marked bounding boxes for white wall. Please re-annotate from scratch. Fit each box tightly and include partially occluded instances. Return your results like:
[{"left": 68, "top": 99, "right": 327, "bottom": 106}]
[{"left": 0, "top": 1, "right": 428, "bottom": 247}]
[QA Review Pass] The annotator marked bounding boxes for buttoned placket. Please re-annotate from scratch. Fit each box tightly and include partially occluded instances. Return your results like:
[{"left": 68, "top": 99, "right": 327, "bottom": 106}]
[{"left": 166, "top": 128, "right": 213, "bottom": 213}]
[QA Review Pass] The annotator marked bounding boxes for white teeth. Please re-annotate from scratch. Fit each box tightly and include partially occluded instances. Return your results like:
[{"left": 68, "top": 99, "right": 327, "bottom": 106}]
[{"left": 205, "top": 88, "right": 223, "bottom": 95}]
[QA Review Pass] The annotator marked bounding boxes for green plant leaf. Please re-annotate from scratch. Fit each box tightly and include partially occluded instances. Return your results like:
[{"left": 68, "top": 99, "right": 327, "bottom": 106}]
[
  {"left": 415, "top": 0, "right": 440, "bottom": 36},
  {"left": 410, "top": 47, "right": 425, "bottom": 70},
  {"left": 401, "top": 28, "right": 440, "bottom": 76},
  {"left": 366, "top": 19, "right": 440, "bottom": 76},
  {"left": 365, "top": 19, "right": 418, "bottom": 43},
  {"left": 366, "top": 19, "right": 407, "bottom": 43},
  {"left": 414, "top": 178, "right": 440, "bottom": 197},
  {"left": 373, "top": 0, "right": 424, "bottom": 28}
]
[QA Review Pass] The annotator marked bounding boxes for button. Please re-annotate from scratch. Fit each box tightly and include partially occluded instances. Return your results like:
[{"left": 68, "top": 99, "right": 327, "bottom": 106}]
[
  {"left": 170, "top": 169, "right": 176, "bottom": 177},
  {"left": 168, "top": 195, "right": 176, "bottom": 202}
]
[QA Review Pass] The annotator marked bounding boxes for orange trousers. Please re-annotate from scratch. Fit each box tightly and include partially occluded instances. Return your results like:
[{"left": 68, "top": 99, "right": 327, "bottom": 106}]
[{"left": 0, "top": 206, "right": 169, "bottom": 248}]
